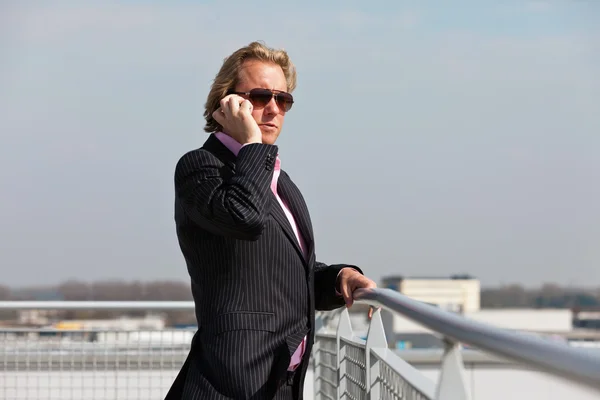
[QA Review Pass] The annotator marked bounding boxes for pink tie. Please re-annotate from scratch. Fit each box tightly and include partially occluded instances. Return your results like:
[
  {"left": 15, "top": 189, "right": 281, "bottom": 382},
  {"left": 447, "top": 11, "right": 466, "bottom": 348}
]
[{"left": 270, "top": 157, "right": 307, "bottom": 371}]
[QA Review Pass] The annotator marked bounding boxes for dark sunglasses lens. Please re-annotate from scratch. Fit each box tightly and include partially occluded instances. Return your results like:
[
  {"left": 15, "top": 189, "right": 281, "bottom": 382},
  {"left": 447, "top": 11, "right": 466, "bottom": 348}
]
[
  {"left": 248, "top": 89, "right": 273, "bottom": 107},
  {"left": 276, "top": 93, "right": 294, "bottom": 111},
  {"left": 248, "top": 89, "right": 294, "bottom": 111}
]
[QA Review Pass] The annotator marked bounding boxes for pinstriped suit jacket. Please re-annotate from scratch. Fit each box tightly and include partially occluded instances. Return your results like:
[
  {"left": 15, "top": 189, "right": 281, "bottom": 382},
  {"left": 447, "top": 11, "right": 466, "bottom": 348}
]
[{"left": 165, "top": 134, "right": 361, "bottom": 399}]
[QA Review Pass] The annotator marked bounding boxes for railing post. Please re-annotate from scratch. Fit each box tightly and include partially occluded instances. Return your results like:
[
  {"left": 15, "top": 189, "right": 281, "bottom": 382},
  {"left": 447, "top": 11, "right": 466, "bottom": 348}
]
[
  {"left": 314, "top": 312, "right": 325, "bottom": 333},
  {"left": 435, "top": 339, "right": 471, "bottom": 400},
  {"left": 336, "top": 308, "right": 353, "bottom": 400},
  {"left": 313, "top": 311, "right": 324, "bottom": 400},
  {"left": 313, "top": 328, "right": 322, "bottom": 400},
  {"left": 365, "top": 308, "right": 388, "bottom": 400}
]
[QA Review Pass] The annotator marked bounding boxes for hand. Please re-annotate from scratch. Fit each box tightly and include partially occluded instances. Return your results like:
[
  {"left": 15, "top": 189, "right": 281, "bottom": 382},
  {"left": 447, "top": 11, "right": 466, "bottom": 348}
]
[
  {"left": 337, "top": 268, "right": 377, "bottom": 318},
  {"left": 212, "top": 94, "right": 262, "bottom": 145}
]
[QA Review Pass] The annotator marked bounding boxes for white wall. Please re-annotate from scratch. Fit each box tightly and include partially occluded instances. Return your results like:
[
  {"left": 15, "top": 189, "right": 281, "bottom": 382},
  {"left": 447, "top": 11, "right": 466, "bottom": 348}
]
[
  {"left": 400, "top": 279, "right": 481, "bottom": 313},
  {"left": 465, "top": 309, "right": 573, "bottom": 333},
  {"left": 389, "top": 308, "right": 573, "bottom": 334},
  {"left": 417, "top": 366, "right": 599, "bottom": 400}
]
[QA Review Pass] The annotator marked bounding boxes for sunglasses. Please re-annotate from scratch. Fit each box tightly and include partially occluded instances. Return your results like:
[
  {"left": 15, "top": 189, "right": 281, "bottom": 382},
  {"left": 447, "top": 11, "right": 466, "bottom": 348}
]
[{"left": 228, "top": 88, "right": 294, "bottom": 112}]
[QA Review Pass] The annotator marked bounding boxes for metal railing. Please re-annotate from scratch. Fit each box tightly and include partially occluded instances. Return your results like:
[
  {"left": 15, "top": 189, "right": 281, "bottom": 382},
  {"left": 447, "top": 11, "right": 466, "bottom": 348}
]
[
  {"left": 0, "top": 301, "right": 195, "bottom": 400},
  {"left": 0, "top": 300, "right": 195, "bottom": 311},
  {"left": 313, "top": 288, "right": 600, "bottom": 400},
  {"left": 3, "top": 296, "right": 600, "bottom": 399}
]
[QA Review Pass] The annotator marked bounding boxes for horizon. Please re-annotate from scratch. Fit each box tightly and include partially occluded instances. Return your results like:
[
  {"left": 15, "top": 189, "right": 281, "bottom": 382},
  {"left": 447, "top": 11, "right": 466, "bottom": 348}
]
[{"left": 5, "top": 277, "right": 600, "bottom": 292}]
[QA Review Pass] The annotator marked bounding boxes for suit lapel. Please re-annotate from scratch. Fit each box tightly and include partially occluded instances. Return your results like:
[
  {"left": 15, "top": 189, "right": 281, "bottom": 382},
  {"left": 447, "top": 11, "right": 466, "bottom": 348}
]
[
  {"left": 269, "top": 195, "right": 306, "bottom": 262},
  {"left": 276, "top": 172, "right": 315, "bottom": 260}
]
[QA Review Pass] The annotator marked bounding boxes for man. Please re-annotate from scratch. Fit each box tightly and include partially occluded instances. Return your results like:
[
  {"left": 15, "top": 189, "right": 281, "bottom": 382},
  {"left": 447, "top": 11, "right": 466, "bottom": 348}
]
[{"left": 166, "top": 41, "right": 376, "bottom": 400}]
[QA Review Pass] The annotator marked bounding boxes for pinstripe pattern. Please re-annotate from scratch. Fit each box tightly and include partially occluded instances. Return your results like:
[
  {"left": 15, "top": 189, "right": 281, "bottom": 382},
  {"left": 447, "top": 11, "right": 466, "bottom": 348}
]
[{"left": 165, "top": 134, "right": 360, "bottom": 400}]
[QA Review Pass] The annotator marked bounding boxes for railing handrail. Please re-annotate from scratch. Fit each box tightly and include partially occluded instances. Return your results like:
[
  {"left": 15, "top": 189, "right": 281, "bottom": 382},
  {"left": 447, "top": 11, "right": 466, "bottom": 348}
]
[
  {"left": 0, "top": 301, "right": 195, "bottom": 311},
  {"left": 353, "top": 288, "right": 600, "bottom": 392}
]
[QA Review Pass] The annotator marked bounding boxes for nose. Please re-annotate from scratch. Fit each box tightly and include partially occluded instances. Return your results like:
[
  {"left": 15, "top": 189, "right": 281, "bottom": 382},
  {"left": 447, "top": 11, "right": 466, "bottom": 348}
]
[{"left": 263, "top": 96, "right": 280, "bottom": 115}]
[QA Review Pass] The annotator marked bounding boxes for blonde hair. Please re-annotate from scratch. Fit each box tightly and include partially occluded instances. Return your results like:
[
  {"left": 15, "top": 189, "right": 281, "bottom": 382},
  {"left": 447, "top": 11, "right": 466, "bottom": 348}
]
[{"left": 203, "top": 41, "right": 297, "bottom": 133}]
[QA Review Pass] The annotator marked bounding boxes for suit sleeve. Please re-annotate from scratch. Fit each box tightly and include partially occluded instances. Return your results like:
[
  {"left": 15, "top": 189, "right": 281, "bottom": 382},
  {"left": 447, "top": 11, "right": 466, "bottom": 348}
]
[
  {"left": 174, "top": 143, "right": 278, "bottom": 240},
  {"left": 314, "top": 261, "right": 364, "bottom": 311}
]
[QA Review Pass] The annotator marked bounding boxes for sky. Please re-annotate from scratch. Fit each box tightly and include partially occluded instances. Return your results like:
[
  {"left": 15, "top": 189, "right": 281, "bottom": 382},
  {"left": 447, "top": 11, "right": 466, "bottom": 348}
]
[{"left": 0, "top": 1, "right": 598, "bottom": 288}]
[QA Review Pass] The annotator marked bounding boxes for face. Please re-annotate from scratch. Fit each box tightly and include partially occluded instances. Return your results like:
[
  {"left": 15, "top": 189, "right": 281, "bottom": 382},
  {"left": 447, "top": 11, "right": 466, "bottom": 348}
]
[{"left": 235, "top": 60, "right": 290, "bottom": 145}]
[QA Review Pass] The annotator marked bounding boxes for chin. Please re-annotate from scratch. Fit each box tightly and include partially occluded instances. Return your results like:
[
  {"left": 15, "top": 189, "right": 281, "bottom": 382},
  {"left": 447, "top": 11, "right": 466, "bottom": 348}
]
[{"left": 261, "top": 130, "right": 280, "bottom": 145}]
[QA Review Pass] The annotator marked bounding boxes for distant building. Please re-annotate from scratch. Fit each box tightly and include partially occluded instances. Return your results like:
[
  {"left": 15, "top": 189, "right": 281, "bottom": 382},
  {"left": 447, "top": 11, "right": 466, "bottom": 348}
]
[
  {"left": 381, "top": 274, "right": 480, "bottom": 313},
  {"left": 18, "top": 309, "right": 59, "bottom": 325},
  {"left": 53, "top": 315, "right": 166, "bottom": 331},
  {"left": 467, "top": 308, "right": 572, "bottom": 333},
  {"left": 573, "top": 307, "right": 600, "bottom": 330}
]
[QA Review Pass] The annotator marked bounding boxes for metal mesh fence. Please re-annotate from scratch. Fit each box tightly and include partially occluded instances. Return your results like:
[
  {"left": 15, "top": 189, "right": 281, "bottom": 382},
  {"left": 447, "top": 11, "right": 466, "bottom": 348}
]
[
  {"left": 0, "top": 328, "right": 193, "bottom": 400},
  {"left": 313, "top": 334, "right": 337, "bottom": 400},
  {"left": 3, "top": 318, "right": 435, "bottom": 399},
  {"left": 313, "top": 332, "right": 434, "bottom": 400},
  {"left": 340, "top": 337, "right": 367, "bottom": 400},
  {"left": 377, "top": 361, "right": 432, "bottom": 400}
]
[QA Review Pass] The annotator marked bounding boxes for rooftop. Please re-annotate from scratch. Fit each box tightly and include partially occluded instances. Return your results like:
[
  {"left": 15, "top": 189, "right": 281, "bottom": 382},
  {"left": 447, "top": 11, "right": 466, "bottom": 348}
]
[{"left": 382, "top": 274, "right": 478, "bottom": 282}]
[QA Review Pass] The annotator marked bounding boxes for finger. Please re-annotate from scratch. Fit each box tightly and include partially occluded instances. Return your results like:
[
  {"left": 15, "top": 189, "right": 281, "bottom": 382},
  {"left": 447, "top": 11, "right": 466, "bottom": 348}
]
[
  {"left": 357, "top": 277, "right": 377, "bottom": 289},
  {"left": 240, "top": 99, "right": 253, "bottom": 115},
  {"left": 212, "top": 107, "right": 225, "bottom": 125},
  {"left": 227, "top": 95, "right": 243, "bottom": 115},
  {"left": 220, "top": 96, "right": 234, "bottom": 119},
  {"left": 368, "top": 307, "right": 374, "bottom": 319},
  {"left": 340, "top": 279, "right": 353, "bottom": 308}
]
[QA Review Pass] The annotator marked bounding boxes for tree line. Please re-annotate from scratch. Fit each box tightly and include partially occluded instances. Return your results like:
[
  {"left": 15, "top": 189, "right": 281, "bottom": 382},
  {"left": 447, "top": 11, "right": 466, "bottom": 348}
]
[
  {"left": 0, "top": 280, "right": 195, "bottom": 325},
  {"left": 480, "top": 283, "right": 600, "bottom": 309},
  {"left": 0, "top": 280, "right": 193, "bottom": 301},
  {"left": 1, "top": 280, "right": 599, "bottom": 307},
  {"left": 0, "top": 280, "right": 599, "bottom": 325}
]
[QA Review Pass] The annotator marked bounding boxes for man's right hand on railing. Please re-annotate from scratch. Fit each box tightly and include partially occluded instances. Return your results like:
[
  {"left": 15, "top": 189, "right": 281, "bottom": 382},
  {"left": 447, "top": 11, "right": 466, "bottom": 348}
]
[{"left": 336, "top": 268, "right": 377, "bottom": 318}]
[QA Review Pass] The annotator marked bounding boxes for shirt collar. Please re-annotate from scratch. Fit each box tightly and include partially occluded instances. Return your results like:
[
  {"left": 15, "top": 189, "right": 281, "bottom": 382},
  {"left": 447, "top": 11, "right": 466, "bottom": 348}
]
[
  {"left": 214, "top": 132, "right": 280, "bottom": 170},
  {"left": 214, "top": 132, "right": 243, "bottom": 156}
]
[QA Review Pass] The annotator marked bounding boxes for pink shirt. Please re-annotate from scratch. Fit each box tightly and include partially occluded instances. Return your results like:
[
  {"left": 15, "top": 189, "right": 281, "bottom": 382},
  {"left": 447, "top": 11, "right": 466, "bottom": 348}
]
[{"left": 214, "top": 132, "right": 307, "bottom": 371}]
